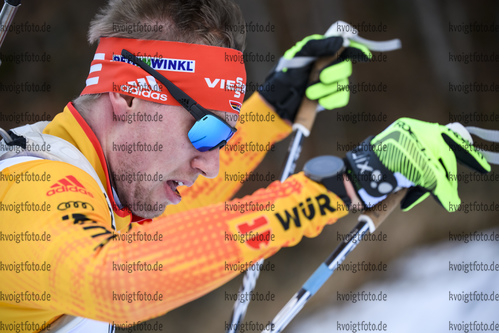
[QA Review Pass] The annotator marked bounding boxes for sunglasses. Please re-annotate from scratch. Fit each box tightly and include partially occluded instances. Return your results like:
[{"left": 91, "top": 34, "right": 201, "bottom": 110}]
[{"left": 121, "top": 49, "right": 237, "bottom": 152}]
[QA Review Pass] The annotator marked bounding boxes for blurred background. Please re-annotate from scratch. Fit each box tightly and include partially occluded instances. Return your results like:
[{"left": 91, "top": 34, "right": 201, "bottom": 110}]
[{"left": 1, "top": 0, "right": 498, "bottom": 332}]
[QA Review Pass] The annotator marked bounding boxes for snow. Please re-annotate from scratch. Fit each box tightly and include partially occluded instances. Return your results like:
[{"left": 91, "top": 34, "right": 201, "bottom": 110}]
[{"left": 288, "top": 228, "right": 499, "bottom": 333}]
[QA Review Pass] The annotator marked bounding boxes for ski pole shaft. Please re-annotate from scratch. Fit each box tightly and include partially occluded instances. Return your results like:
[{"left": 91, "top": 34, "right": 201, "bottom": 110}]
[
  {"left": 262, "top": 188, "right": 408, "bottom": 333},
  {"left": 278, "top": 55, "right": 338, "bottom": 181},
  {"left": 0, "top": 0, "right": 21, "bottom": 65}
]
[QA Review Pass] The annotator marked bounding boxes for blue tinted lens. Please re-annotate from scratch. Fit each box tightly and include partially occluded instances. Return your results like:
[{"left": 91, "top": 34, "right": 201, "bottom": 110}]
[{"left": 188, "top": 115, "right": 235, "bottom": 152}]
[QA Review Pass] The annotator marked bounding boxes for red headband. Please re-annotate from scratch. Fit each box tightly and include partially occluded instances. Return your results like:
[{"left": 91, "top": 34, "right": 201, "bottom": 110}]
[{"left": 81, "top": 37, "right": 246, "bottom": 114}]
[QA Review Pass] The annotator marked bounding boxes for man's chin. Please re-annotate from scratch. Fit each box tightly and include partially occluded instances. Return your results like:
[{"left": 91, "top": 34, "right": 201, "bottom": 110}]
[{"left": 128, "top": 201, "right": 168, "bottom": 219}]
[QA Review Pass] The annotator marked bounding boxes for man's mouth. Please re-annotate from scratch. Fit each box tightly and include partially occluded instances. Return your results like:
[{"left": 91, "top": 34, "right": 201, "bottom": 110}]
[
  {"left": 164, "top": 180, "right": 193, "bottom": 205},
  {"left": 167, "top": 180, "right": 184, "bottom": 195}
]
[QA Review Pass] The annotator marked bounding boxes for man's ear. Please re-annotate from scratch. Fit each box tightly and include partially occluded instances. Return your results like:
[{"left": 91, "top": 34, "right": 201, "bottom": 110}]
[{"left": 108, "top": 92, "right": 134, "bottom": 115}]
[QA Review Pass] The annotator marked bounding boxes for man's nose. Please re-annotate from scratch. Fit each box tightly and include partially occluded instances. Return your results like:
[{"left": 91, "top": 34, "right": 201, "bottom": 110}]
[{"left": 191, "top": 147, "right": 221, "bottom": 179}]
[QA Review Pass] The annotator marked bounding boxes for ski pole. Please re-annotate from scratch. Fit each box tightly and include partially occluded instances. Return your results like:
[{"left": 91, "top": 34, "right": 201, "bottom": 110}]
[
  {"left": 261, "top": 187, "right": 408, "bottom": 333},
  {"left": 226, "top": 21, "right": 401, "bottom": 333},
  {"left": 0, "top": 0, "right": 21, "bottom": 142},
  {"left": 0, "top": 0, "right": 21, "bottom": 66}
]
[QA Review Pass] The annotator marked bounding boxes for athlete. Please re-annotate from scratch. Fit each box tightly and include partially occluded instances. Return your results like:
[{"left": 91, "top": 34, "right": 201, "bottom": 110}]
[{"left": 0, "top": 0, "right": 490, "bottom": 332}]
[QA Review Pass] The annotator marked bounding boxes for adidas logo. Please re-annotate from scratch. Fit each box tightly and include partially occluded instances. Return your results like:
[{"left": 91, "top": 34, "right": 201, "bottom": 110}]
[
  {"left": 46, "top": 175, "right": 94, "bottom": 198},
  {"left": 120, "top": 76, "right": 168, "bottom": 102}
]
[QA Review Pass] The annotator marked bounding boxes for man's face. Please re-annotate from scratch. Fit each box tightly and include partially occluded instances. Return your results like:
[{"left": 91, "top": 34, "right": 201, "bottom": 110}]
[{"left": 107, "top": 97, "right": 237, "bottom": 218}]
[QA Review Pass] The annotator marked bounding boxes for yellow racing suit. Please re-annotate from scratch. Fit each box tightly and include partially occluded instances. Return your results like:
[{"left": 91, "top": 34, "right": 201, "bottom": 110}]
[{"left": 0, "top": 93, "right": 348, "bottom": 331}]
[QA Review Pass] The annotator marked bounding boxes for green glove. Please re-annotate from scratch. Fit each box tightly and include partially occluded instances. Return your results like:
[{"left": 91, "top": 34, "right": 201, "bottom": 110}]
[
  {"left": 371, "top": 118, "right": 491, "bottom": 211},
  {"left": 305, "top": 40, "right": 371, "bottom": 109},
  {"left": 259, "top": 34, "right": 371, "bottom": 122}
]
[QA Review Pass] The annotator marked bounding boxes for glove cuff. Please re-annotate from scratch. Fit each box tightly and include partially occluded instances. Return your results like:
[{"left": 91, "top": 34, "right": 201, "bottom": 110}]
[
  {"left": 344, "top": 136, "right": 398, "bottom": 208},
  {"left": 258, "top": 59, "right": 312, "bottom": 122},
  {"left": 320, "top": 173, "right": 351, "bottom": 208}
]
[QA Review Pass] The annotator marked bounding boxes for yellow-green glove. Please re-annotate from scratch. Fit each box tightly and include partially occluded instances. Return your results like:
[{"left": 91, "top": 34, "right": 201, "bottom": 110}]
[{"left": 259, "top": 34, "right": 371, "bottom": 122}]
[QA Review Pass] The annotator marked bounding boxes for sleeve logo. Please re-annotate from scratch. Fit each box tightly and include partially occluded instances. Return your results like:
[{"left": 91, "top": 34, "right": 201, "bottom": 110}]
[
  {"left": 236, "top": 216, "right": 272, "bottom": 250},
  {"left": 46, "top": 175, "right": 94, "bottom": 198}
]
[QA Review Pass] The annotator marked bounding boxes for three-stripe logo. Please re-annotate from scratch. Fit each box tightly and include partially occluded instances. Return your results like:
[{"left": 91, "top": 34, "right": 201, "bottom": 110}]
[{"left": 46, "top": 175, "right": 94, "bottom": 198}]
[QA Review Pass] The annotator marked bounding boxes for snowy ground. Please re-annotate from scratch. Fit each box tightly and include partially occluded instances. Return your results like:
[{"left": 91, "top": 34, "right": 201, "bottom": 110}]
[{"left": 288, "top": 228, "right": 499, "bottom": 333}]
